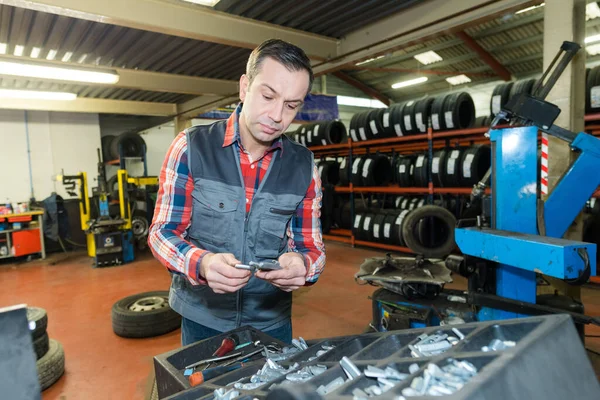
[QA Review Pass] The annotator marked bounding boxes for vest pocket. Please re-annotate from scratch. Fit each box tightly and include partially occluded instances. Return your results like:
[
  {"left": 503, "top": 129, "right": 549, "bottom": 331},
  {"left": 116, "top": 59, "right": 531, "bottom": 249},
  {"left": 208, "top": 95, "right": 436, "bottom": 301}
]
[
  {"left": 254, "top": 206, "right": 295, "bottom": 259},
  {"left": 190, "top": 189, "right": 239, "bottom": 247}
]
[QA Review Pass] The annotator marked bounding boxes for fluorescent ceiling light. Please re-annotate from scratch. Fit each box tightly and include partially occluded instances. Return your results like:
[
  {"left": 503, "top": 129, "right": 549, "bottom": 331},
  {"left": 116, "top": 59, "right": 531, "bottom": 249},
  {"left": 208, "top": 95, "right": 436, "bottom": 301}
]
[
  {"left": 516, "top": 3, "right": 544, "bottom": 14},
  {"left": 0, "top": 89, "right": 77, "bottom": 101},
  {"left": 414, "top": 50, "right": 443, "bottom": 65},
  {"left": 337, "top": 95, "right": 387, "bottom": 108},
  {"left": 587, "top": 2, "right": 600, "bottom": 20},
  {"left": 62, "top": 51, "right": 72, "bottom": 62},
  {"left": 586, "top": 43, "right": 600, "bottom": 56},
  {"left": 13, "top": 45, "right": 24, "bottom": 57},
  {"left": 391, "top": 77, "right": 428, "bottom": 89},
  {"left": 446, "top": 74, "right": 472, "bottom": 85},
  {"left": 30, "top": 47, "right": 41, "bottom": 59},
  {"left": 78, "top": 53, "right": 88, "bottom": 64},
  {"left": 0, "top": 43, "right": 6, "bottom": 55},
  {"left": 356, "top": 55, "right": 384, "bottom": 66},
  {"left": 0, "top": 60, "right": 119, "bottom": 84},
  {"left": 586, "top": 33, "right": 600, "bottom": 44},
  {"left": 180, "top": 0, "right": 221, "bottom": 6},
  {"left": 46, "top": 49, "right": 57, "bottom": 61}
]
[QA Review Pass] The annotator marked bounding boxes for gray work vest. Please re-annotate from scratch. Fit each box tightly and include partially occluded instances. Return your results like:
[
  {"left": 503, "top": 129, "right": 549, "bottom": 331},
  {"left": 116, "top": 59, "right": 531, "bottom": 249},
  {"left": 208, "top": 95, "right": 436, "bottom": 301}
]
[{"left": 168, "top": 120, "right": 314, "bottom": 332}]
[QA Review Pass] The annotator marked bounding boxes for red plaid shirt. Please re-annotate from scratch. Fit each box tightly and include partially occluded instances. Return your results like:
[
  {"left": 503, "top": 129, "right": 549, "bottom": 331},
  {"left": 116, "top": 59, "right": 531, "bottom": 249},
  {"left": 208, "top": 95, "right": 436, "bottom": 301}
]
[{"left": 148, "top": 105, "right": 325, "bottom": 285}]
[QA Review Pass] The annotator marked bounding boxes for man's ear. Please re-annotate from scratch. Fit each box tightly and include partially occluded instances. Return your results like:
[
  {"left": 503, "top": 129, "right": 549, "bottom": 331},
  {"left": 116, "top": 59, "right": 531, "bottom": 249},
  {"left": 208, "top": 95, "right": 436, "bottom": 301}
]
[{"left": 239, "top": 74, "right": 249, "bottom": 102}]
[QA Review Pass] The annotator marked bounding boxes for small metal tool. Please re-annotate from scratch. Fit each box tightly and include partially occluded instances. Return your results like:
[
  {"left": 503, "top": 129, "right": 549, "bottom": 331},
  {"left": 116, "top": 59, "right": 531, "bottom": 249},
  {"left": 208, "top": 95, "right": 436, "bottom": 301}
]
[
  {"left": 185, "top": 351, "right": 243, "bottom": 369},
  {"left": 234, "top": 260, "right": 282, "bottom": 272}
]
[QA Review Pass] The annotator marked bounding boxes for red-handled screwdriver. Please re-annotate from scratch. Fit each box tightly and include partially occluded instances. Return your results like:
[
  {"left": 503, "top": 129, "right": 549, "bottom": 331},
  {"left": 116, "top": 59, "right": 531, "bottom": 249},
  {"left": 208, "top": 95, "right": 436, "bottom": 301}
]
[
  {"left": 212, "top": 336, "right": 237, "bottom": 357},
  {"left": 189, "top": 363, "right": 244, "bottom": 387}
]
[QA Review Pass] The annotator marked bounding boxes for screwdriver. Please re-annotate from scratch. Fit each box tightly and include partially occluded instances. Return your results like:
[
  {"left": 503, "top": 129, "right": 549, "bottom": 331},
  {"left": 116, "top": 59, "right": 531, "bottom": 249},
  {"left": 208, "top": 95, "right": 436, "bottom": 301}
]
[
  {"left": 189, "top": 363, "right": 245, "bottom": 387},
  {"left": 212, "top": 336, "right": 237, "bottom": 357}
]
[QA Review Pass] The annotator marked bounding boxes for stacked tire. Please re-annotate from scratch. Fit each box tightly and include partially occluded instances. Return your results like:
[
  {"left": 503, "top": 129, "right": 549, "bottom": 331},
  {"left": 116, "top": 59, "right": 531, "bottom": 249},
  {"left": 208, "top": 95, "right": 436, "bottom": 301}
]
[
  {"left": 352, "top": 200, "right": 456, "bottom": 258},
  {"left": 430, "top": 92, "right": 476, "bottom": 132},
  {"left": 101, "top": 132, "right": 146, "bottom": 161},
  {"left": 489, "top": 78, "right": 536, "bottom": 119},
  {"left": 431, "top": 145, "right": 490, "bottom": 187},
  {"left": 293, "top": 120, "right": 347, "bottom": 147},
  {"left": 27, "top": 307, "right": 65, "bottom": 391},
  {"left": 349, "top": 154, "right": 393, "bottom": 187},
  {"left": 586, "top": 65, "right": 600, "bottom": 114}
]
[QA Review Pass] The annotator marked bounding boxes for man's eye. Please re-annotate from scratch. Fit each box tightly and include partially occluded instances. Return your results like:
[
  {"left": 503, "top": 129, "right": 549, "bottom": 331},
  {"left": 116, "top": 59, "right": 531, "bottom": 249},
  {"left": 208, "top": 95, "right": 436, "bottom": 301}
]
[
  {"left": 287, "top": 103, "right": 298, "bottom": 110},
  {"left": 263, "top": 95, "right": 272, "bottom": 100}
]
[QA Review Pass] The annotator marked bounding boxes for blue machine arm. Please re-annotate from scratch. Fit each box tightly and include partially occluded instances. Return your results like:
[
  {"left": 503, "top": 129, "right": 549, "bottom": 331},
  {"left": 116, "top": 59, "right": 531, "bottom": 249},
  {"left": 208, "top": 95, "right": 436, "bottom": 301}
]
[
  {"left": 543, "top": 132, "right": 600, "bottom": 238},
  {"left": 455, "top": 227, "right": 596, "bottom": 280}
]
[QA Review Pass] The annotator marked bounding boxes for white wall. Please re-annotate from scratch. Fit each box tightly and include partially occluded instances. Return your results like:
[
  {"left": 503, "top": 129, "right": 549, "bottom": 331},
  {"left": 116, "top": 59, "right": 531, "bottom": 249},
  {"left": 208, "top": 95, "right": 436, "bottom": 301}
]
[{"left": 0, "top": 110, "right": 101, "bottom": 203}]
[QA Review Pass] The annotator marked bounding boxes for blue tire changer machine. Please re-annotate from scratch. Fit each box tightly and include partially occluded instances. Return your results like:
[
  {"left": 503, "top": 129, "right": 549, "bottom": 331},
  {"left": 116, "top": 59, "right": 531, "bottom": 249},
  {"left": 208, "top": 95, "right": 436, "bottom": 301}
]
[{"left": 373, "top": 41, "right": 600, "bottom": 333}]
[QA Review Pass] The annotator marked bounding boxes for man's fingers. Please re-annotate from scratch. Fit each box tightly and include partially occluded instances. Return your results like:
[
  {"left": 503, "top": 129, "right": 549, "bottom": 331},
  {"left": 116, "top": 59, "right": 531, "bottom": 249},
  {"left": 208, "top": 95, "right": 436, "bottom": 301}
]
[
  {"left": 271, "top": 278, "right": 305, "bottom": 287},
  {"left": 255, "top": 268, "right": 294, "bottom": 280},
  {"left": 207, "top": 271, "right": 250, "bottom": 286},
  {"left": 222, "top": 253, "right": 241, "bottom": 266},
  {"left": 216, "top": 263, "right": 251, "bottom": 279}
]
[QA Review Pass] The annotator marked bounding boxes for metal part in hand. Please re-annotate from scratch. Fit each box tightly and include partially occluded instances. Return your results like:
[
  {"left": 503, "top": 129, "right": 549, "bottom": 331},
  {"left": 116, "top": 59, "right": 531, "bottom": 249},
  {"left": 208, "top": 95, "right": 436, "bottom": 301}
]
[{"left": 234, "top": 260, "right": 282, "bottom": 272}]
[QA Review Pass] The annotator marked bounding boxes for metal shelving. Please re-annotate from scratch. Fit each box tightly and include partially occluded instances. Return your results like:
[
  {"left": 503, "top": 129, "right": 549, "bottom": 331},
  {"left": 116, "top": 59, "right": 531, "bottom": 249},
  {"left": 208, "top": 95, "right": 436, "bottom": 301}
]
[{"left": 312, "top": 117, "right": 600, "bottom": 253}]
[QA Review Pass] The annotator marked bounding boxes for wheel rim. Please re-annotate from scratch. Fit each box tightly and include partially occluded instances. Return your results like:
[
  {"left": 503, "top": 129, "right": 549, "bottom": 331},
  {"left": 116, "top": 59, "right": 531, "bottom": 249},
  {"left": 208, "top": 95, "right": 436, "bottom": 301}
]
[
  {"left": 131, "top": 217, "right": 148, "bottom": 237},
  {"left": 128, "top": 296, "right": 167, "bottom": 312}
]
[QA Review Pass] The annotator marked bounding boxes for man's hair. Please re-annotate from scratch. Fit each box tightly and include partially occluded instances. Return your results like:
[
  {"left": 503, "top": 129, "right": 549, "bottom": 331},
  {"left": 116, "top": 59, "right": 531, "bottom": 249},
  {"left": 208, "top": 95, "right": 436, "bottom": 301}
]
[{"left": 245, "top": 39, "right": 314, "bottom": 95}]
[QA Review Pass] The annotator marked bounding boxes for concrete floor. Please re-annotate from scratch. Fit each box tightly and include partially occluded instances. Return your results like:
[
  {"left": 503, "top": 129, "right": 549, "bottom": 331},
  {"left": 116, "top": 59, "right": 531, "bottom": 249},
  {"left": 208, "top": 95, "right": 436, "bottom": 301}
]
[{"left": 0, "top": 241, "right": 599, "bottom": 399}]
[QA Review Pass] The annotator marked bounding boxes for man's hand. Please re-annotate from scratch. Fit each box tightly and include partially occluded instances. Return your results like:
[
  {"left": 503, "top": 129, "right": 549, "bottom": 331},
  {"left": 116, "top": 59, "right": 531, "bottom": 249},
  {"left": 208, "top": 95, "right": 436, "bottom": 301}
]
[
  {"left": 199, "top": 253, "right": 251, "bottom": 294},
  {"left": 254, "top": 252, "right": 307, "bottom": 292}
]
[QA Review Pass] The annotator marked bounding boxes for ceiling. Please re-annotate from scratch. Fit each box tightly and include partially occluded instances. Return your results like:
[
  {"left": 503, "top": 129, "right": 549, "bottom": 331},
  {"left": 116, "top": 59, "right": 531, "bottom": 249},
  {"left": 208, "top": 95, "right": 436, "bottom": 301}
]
[{"left": 0, "top": 0, "right": 594, "bottom": 133}]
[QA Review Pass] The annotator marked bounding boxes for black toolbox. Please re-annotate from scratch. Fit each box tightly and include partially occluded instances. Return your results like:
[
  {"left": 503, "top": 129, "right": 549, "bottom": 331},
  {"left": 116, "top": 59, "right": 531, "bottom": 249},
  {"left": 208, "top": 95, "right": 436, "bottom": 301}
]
[{"left": 154, "top": 314, "right": 599, "bottom": 399}]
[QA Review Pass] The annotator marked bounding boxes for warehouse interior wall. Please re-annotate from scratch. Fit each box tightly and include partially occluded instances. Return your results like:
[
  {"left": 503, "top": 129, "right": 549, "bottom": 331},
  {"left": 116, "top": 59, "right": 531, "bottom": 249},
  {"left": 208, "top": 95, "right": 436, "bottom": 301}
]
[{"left": 0, "top": 110, "right": 101, "bottom": 204}]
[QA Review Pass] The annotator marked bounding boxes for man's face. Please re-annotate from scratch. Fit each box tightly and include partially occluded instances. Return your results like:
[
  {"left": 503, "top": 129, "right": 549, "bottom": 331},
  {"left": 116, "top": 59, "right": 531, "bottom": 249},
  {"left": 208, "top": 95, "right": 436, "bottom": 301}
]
[{"left": 239, "top": 57, "right": 310, "bottom": 145}]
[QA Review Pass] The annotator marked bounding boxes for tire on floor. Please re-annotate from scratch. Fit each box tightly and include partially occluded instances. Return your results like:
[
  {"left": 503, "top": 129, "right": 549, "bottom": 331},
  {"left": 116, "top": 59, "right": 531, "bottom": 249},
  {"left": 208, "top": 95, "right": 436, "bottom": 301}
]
[
  {"left": 111, "top": 290, "right": 181, "bottom": 338},
  {"left": 37, "top": 339, "right": 65, "bottom": 391},
  {"left": 27, "top": 307, "right": 48, "bottom": 340},
  {"left": 33, "top": 332, "right": 50, "bottom": 360}
]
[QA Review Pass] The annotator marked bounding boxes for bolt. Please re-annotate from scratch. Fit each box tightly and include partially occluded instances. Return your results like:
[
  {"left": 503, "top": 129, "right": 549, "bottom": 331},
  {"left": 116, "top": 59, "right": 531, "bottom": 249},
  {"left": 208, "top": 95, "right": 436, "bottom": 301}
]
[
  {"left": 489, "top": 338, "right": 506, "bottom": 351},
  {"left": 340, "top": 356, "right": 362, "bottom": 380},
  {"left": 409, "top": 363, "right": 420, "bottom": 374},
  {"left": 452, "top": 327, "right": 465, "bottom": 340},
  {"left": 415, "top": 340, "right": 452, "bottom": 354},
  {"left": 408, "top": 344, "right": 425, "bottom": 358}
]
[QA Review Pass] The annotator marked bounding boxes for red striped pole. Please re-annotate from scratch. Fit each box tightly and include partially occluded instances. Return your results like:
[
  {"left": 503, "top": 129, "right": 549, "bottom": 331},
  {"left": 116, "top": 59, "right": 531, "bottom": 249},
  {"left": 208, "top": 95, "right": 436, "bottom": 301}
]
[{"left": 541, "top": 133, "right": 549, "bottom": 195}]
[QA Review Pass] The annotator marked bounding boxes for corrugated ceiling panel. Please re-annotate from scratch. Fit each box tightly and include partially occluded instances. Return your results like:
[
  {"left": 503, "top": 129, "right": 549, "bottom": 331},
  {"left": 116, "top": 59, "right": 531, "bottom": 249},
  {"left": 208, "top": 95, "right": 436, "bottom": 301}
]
[{"left": 214, "top": 0, "right": 420, "bottom": 38}]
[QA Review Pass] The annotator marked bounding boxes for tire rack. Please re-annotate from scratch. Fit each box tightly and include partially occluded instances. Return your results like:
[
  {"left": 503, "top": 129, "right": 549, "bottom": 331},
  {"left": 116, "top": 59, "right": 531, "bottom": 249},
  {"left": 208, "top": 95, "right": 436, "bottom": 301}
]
[{"left": 314, "top": 122, "right": 600, "bottom": 255}]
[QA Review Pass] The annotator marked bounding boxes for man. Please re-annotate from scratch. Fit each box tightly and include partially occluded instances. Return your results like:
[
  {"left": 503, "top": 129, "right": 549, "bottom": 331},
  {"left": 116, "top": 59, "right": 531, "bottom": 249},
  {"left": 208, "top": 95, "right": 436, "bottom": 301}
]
[{"left": 148, "top": 39, "right": 326, "bottom": 346}]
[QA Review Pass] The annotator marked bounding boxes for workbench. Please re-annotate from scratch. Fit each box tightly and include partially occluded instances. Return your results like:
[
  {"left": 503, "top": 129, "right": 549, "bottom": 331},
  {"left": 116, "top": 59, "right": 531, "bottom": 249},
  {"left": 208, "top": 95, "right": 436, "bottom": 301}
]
[{"left": 0, "top": 210, "right": 46, "bottom": 261}]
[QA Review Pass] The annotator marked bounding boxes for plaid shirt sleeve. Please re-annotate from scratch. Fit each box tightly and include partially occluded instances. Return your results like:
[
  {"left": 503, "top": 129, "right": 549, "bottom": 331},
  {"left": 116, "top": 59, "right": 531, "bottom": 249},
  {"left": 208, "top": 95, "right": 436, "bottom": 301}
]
[
  {"left": 287, "top": 162, "right": 326, "bottom": 283},
  {"left": 147, "top": 132, "right": 209, "bottom": 285}
]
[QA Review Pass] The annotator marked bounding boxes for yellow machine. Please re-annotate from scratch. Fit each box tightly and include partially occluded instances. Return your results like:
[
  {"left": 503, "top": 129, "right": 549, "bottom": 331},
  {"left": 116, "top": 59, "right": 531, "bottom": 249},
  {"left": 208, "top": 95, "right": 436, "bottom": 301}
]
[{"left": 59, "top": 169, "right": 158, "bottom": 266}]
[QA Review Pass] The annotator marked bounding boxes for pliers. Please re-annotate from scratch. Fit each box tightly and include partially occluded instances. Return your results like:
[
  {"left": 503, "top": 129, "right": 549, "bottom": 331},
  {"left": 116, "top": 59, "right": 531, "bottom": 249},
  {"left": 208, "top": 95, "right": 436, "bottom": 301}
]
[{"left": 234, "top": 260, "right": 282, "bottom": 272}]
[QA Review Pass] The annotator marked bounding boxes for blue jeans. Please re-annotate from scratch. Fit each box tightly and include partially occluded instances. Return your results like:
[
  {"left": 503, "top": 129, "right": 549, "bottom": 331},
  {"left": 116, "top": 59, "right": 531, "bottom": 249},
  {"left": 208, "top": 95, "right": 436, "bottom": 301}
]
[{"left": 181, "top": 317, "right": 293, "bottom": 346}]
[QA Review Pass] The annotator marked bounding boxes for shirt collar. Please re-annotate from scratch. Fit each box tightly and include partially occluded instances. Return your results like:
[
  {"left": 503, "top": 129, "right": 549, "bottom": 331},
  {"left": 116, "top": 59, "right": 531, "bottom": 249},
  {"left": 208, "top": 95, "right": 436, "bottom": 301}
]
[{"left": 222, "top": 103, "right": 284, "bottom": 155}]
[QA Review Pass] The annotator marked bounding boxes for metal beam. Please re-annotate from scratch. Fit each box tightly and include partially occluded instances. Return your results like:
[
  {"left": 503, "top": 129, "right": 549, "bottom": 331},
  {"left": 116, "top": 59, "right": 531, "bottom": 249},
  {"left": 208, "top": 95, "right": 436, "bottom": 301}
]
[
  {"left": 0, "top": 54, "right": 239, "bottom": 96},
  {"left": 332, "top": 71, "right": 391, "bottom": 106},
  {"left": 177, "top": 94, "right": 240, "bottom": 120},
  {"left": 455, "top": 31, "right": 512, "bottom": 81},
  {"left": 0, "top": 97, "right": 175, "bottom": 116},
  {"left": 313, "top": 0, "right": 536, "bottom": 75},
  {"left": 344, "top": 66, "right": 495, "bottom": 78},
  {"left": 2, "top": 0, "right": 339, "bottom": 60}
]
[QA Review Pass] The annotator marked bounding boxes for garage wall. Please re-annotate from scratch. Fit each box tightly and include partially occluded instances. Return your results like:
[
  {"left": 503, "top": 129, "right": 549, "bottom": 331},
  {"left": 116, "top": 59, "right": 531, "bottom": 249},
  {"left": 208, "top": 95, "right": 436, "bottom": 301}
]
[{"left": 0, "top": 110, "right": 101, "bottom": 203}]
